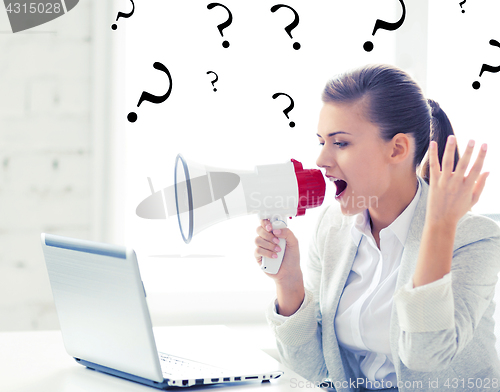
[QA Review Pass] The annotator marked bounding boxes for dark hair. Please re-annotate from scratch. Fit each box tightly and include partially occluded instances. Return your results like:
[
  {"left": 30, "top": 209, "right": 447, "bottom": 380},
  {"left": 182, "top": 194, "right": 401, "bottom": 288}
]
[{"left": 321, "top": 64, "right": 459, "bottom": 184}]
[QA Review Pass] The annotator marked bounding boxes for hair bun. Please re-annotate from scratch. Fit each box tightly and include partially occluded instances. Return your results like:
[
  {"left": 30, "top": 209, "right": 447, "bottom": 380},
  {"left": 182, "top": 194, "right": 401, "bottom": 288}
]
[{"left": 427, "top": 99, "right": 441, "bottom": 117}]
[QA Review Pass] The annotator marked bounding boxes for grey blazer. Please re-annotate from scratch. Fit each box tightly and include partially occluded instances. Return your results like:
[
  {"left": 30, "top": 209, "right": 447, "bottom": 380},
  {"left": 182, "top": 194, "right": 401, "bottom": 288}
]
[{"left": 268, "top": 177, "right": 500, "bottom": 392}]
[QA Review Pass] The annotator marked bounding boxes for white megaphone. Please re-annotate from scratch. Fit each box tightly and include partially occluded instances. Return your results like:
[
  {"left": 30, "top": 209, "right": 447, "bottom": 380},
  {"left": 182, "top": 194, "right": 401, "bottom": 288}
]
[{"left": 174, "top": 154, "right": 326, "bottom": 274}]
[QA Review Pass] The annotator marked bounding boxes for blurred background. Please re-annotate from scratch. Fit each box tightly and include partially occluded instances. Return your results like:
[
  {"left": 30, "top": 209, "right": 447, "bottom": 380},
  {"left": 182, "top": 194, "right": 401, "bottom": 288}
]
[{"left": 1, "top": 0, "right": 499, "bottom": 355}]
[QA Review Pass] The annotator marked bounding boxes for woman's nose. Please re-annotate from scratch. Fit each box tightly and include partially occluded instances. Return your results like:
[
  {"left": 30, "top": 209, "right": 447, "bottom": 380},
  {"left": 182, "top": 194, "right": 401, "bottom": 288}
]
[{"left": 316, "top": 146, "right": 333, "bottom": 169}]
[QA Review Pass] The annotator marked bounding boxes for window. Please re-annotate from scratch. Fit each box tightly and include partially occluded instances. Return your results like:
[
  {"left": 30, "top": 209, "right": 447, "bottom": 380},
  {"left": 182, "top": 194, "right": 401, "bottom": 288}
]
[{"left": 427, "top": 0, "right": 500, "bottom": 214}]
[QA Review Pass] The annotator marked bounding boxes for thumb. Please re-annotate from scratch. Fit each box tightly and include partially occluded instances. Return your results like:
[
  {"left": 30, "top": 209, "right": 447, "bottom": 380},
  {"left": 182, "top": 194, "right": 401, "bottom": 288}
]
[{"left": 471, "top": 171, "right": 489, "bottom": 206}]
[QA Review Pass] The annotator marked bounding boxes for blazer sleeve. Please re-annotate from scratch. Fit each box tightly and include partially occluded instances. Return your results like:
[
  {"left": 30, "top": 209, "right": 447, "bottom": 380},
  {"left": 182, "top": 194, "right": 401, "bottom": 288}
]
[
  {"left": 393, "top": 214, "right": 500, "bottom": 372},
  {"left": 265, "top": 208, "right": 330, "bottom": 384}
]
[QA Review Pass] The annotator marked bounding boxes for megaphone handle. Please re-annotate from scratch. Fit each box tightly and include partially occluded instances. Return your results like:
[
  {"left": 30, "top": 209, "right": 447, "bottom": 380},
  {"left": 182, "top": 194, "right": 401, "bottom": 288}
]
[{"left": 261, "top": 219, "right": 288, "bottom": 274}]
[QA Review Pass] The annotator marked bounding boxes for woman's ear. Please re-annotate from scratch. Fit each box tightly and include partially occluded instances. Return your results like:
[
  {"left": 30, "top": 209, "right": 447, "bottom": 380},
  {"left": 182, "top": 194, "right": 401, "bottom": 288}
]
[{"left": 390, "top": 133, "right": 412, "bottom": 163}]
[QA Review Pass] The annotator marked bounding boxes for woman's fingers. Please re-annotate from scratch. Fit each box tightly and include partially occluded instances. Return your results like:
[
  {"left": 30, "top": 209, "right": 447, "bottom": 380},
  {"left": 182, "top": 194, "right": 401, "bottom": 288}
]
[
  {"left": 255, "top": 233, "right": 281, "bottom": 253},
  {"left": 432, "top": 138, "right": 487, "bottom": 186},
  {"left": 254, "top": 246, "right": 277, "bottom": 263},
  {"left": 428, "top": 141, "right": 440, "bottom": 181},
  {"left": 256, "top": 225, "right": 280, "bottom": 246},
  {"left": 254, "top": 248, "right": 262, "bottom": 263},
  {"left": 429, "top": 138, "right": 489, "bottom": 217},
  {"left": 255, "top": 223, "right": 282, "bottom": 264},
  {"left": 453, "top": 139, "right": 475, "bottom": 178},
  {"left": 426, "top": 137, "right": 489, "bottom": 225},
  {"left": 465, "top": 143, "right": 487, "bottom": 187},
  {"left": 441, "top": 135, "right": 457, "bottom": 175}
]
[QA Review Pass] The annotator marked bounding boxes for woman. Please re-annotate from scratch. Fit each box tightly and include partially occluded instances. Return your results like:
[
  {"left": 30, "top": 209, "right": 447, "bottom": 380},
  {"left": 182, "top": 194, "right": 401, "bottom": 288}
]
[{"left": 254, "top": 64, "right": 500, "bottom": 391}]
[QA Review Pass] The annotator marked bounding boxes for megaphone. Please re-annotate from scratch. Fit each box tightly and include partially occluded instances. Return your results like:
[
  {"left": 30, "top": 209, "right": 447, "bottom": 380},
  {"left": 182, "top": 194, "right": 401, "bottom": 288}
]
[{"left": 174, "top": 155, "right": 326, "bottom": 274}]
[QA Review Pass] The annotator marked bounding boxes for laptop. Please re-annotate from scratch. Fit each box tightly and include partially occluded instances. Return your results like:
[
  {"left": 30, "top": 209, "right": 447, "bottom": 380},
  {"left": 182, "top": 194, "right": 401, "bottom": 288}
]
[{"left": 41, "top": 233, "right": 283, "bottom": 389}]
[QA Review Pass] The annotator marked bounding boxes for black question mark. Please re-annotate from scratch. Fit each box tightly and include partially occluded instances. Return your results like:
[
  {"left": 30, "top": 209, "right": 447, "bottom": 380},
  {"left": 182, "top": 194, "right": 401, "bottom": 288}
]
[
  {"left": 111, "top": 0, "right": 135, "bottom": 30},
  {"left": 128, "top": 62, "right": 173, "bottom": 123},
  {"left": 459, "top": 0, "right": 466, "bottom": 13},
  {"left": 270, "top": 4, "right": 301, "bottom": 50},
  {"left": 207, "top": 3, "right": 233, "bottom": 48},
  {"left": 272, "top": 93, "right": 295, "bottom": 128},
  {"left": 206, "top": 71, "right": 219, "bottom": 92},
  {"left": 363, "top": 0, "right": 406, "bottom": 52},
  {"left": 472, "top": 39, "right": 500, "bottom": 90}
]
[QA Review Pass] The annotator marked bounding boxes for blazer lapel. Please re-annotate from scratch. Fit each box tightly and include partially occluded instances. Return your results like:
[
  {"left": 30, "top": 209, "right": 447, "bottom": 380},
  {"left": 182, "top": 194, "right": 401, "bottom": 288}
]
[
  {"left": 390, "top": 176, "right": 429, "bottom": 377},
  {"left": 395, "top": 177, "right": 428, "bottom": 290},
  {"left": 321, "top": 222, "right": 359, "bottom": 388}
]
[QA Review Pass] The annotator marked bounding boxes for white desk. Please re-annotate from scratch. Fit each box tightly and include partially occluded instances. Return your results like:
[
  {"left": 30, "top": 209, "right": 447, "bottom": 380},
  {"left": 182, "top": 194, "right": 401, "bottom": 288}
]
[{"left": 1, "top": 325, "right": 324, "bottom": 391}]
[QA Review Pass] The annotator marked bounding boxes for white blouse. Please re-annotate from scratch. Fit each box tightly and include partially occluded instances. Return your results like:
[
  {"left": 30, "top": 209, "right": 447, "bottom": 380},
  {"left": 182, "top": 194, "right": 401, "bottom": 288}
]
[{"left": 333, "top": 181, "right": 421, "bottom": 388}]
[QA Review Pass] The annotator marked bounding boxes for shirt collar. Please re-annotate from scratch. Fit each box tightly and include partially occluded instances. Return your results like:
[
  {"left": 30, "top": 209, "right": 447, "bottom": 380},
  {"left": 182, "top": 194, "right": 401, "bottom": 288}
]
[{"left": 350, "top": 178, "right": 422, "bottom": 247}]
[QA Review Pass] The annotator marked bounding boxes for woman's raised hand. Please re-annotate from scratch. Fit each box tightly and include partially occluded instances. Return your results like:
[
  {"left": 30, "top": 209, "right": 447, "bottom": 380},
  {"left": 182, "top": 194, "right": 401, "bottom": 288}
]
[
  {"left": 254, "top": 219, "right": 302, "bottom": 283},
  {"left": 426, "top": 135, "right": 489, "bottom": 226}
]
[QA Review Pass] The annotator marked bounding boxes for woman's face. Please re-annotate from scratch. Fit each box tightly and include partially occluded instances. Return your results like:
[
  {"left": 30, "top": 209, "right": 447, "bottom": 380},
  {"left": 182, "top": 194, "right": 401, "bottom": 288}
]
[{"left": 316, "top": 102, "right": 395, "bottom": 215}]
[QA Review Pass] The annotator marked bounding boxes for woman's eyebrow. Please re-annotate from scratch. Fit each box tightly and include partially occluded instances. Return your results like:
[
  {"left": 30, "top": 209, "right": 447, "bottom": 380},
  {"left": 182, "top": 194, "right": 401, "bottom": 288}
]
[{"left": 316, "top": 131, "right": 351, "bottom": 138}]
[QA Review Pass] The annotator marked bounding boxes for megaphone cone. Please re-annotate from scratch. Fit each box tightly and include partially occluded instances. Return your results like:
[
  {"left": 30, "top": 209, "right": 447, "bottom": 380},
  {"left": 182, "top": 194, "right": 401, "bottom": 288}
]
[
  {"left": 136, "top": 178, "right": 167, "bottom": 219},
  {"left": 136, "top": 171, "right": 242, "bottom": 220}
]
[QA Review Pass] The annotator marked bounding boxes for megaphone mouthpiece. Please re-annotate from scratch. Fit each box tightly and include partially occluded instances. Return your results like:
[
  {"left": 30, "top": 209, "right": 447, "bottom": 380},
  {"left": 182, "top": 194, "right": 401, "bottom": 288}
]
[{"left": 291, "top": 159, "right": 326, "bottom": 216}]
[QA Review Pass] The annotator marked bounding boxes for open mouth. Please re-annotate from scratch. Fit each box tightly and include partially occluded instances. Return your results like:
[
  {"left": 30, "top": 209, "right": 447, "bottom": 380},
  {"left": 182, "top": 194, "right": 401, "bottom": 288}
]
[{"left": 331, "top": 178, "right": 347, "bottom": 198}]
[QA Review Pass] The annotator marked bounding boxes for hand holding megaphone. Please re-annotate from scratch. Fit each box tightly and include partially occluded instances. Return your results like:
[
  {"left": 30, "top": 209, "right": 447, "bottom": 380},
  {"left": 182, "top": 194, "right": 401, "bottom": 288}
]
[
  {"left": 174, "top": 155, "right": 325, "bottom": 274},
  {"left": 260, "top": 218, "right": 288, "bottom": 274},
  {"left": 255, "top": 218, "right": 301, "bottom": 278}
]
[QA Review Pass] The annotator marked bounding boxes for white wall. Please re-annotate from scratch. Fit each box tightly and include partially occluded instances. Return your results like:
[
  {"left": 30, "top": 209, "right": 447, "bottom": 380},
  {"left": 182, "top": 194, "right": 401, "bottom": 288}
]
[{"left": 0, "top": 0, "right": 114, "bottom": 331}]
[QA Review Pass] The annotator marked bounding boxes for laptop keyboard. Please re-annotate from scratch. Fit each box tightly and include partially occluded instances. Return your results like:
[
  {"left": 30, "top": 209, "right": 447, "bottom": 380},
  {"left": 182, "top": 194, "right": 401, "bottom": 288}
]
[{"left": 159, "top": 352, "right": 226, "bottom": 378}]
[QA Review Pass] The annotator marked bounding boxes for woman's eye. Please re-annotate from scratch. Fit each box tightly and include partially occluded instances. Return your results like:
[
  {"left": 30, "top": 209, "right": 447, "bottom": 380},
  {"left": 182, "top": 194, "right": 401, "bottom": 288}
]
[{"left": 318, "top": 141, "right": 348, "bottom": 147}]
